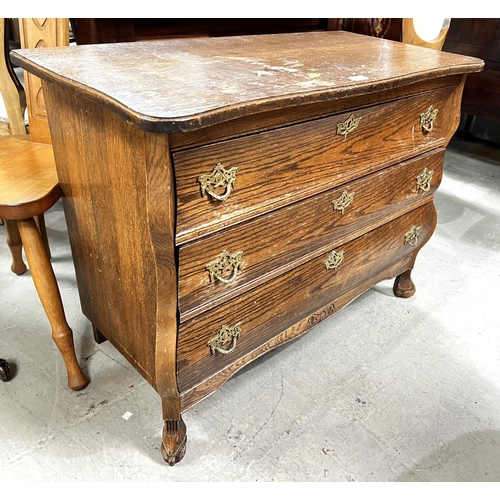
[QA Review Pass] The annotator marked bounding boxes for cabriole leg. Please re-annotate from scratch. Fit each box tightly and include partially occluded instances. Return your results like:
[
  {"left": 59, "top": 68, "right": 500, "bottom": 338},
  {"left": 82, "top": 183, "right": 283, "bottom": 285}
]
[
  {"left": 393, "top": 269, "right": 416, "bottom": 298},
  {"left": 161, "top": 416, "right": 187, "bottom": 466}
]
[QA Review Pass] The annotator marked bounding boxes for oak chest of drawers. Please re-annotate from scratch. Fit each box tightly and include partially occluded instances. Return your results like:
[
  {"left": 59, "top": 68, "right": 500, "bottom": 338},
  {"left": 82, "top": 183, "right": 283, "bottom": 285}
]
[{"left": 13, "top": 31, "right": 483, "bottom": 465}]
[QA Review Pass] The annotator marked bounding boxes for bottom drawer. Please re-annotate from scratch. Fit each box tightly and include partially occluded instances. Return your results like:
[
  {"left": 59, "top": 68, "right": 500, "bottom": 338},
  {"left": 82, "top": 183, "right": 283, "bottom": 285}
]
[{"left": 177, "top": 202, "right": 437, "bottom": 393}]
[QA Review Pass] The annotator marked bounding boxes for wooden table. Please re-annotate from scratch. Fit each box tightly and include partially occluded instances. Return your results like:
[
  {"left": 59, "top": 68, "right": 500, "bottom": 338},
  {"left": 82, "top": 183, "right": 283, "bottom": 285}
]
[{"left": 12, "top": 31, "right": 483, "bottom": 465}]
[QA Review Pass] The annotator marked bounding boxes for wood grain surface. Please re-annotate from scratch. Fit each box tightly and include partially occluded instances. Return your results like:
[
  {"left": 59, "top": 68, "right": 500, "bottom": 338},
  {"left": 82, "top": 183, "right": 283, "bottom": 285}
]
[
  {"left": 169, "top": 74, "right": 464, "bottom": 151},
  {"left": 41, "top": 82, "right": 160, "bottom": 386},
  {"left": 174, "top": 86, "right": 453, "bottom": 244},
  {"left": 177, "top": 202, "right": 437, "bottom": 394},
  {"left": 0, "top": 135, "right": 60, "bottom": 220},
  {"left": 11, "top": 31, "right": 483, "bottom": 133},
  {"left": 177, "top": 149, "right": 444, "bottom": 322},
  {"left": 179, "top": 251, "right": 415, "bottom": 412}
]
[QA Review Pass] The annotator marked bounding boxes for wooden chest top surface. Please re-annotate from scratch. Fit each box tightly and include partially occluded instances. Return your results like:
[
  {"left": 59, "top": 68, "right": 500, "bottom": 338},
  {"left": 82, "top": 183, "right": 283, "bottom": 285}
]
[{"left": 11, "top": 31, "right": 483, "bottom": 132}]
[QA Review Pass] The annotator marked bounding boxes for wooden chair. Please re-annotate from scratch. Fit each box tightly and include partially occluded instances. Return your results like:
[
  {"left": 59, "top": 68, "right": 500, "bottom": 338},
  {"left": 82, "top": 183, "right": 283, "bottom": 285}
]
[
  {"left": 0, "top": 18, "right": 88, "bottom": 390},
  {"left": 1, "top": 19, "right": 51, "bottom": 274}
]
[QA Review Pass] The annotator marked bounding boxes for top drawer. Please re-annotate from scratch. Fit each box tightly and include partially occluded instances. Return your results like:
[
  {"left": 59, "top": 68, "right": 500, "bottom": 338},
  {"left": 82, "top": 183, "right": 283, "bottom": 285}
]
[{"left": 174, "top": 86, "right": 456, "bottom": 244}]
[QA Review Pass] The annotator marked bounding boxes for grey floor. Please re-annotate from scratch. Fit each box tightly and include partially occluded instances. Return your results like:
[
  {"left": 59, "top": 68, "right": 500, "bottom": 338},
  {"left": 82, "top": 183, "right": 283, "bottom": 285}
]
[{"left": 1, "top": 136, "right": 499, "bottom": 482}]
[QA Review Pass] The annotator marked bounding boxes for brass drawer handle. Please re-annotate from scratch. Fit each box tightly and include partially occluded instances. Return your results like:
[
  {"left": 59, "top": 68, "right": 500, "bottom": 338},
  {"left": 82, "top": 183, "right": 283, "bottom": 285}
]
[
  {"left": 404, "top": 225, "right": 422, "bottom": 247},
  {"left": 420, "top": 106, "right": 438, "bottom": 133},
  {"left": 208, "top": 322, "right": 242, "bottom": 355},
  {"left": 416, "top": 168, "right": 434, "bottom": 192},
  {"left": 206, "top": 250, "right": 244, "bottom": 284},
  {"left": 332, "top": 190, "right": 355, "bottom": 214},
  {"left": 198, "top": 163, "right": 238, "bottom": 201},
  {"left": 324, "top": 250, "right": 344, "bottom": 271},
  {"left": 337, "top": 114, "right": 362, "bottom": 140}
]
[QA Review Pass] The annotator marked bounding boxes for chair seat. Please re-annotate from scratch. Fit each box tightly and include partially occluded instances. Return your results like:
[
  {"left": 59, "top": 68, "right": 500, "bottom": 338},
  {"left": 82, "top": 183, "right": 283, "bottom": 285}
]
[{"left": 0, "top": 134, "right": 61, "bottom": 220}]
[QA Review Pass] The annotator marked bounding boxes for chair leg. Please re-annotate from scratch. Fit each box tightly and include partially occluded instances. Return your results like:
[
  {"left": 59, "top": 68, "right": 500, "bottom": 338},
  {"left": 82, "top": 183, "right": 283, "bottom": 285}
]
[
  {"left": 35, "top": 213, "right": 51, "bottom": 259},
  {"left": 17, "top": 217, "right": 89, "bottom": 391},
  {"left": 5, "top": 220, "right": 27, "bottom": 275}
]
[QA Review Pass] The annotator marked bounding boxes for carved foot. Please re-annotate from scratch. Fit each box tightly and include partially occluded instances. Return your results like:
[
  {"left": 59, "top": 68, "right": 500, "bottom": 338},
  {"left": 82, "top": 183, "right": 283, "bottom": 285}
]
[
  {"left": 393, "top": 269, "right": 416, "bottom": 298},
  {"left": 0, "top": 359, "right": 10, "bottom": 382},
  {"left": 161, "top": 417, "right": 187, "bottom": 466}
]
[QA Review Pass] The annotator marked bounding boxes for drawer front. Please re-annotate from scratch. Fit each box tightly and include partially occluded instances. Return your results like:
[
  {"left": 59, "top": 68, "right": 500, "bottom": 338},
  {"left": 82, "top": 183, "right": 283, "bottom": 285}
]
[
  {"left": 174, "top": 86, "right": 455, "bottom": 244},
  {"left": 177, "top": 202, "right": 437, "bottom": 393},
  {"left": 178, "top": 149, "right": 444, "bottom": 322}
]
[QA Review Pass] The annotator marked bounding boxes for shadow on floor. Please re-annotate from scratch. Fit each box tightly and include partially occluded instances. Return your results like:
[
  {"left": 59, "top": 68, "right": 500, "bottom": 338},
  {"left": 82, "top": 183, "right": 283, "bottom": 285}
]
[{"left": 397, "top": 430, "right": 500, "bottom": 481}]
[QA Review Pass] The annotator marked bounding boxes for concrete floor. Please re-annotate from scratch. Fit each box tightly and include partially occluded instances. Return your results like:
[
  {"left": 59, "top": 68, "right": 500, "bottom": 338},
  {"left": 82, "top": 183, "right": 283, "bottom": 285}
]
[{"left": 1, "top": 136, "right": 499, "bottom": 481}]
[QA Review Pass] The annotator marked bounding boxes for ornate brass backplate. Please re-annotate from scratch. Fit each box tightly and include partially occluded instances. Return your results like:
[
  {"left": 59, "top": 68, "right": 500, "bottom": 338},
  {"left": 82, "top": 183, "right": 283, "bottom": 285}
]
[
  {"left": 324, "top": 249, "right": 344, "bottom": 271},
  {"left": 416, "top": 167, "right": 434, "bottom": 192},
  {"left": 207, "top": 322, "right": 242, "bottom": 355},
  {"left": 336, "top": 114, "right": 362, "bottom": 139},
  {"left": 420, "top": 106, "right": 438, "bottom": 133},
  {"left": 332, "top": 190, "right": 355, "bottom": 214},
  {"left": 206, "top": 250, "right": 244, "bottom": 284},
  {"left": 404, "top": 225, "right": 422, "bottom": 246},
  {"left": 198, "top": 163, "right": 238, "bottom": 201}
]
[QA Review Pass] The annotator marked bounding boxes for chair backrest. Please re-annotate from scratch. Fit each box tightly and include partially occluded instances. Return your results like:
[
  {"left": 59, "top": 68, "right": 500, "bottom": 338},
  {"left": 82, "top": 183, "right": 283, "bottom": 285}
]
[
  {"left": 0, "top": 18, "right": 27, "bottom": 135},
  {"left": 402, "top": 18, "right": 450, "bottom": 50},
  {"left": 18, "top": 18, "right": 69, "bottom": 144}
]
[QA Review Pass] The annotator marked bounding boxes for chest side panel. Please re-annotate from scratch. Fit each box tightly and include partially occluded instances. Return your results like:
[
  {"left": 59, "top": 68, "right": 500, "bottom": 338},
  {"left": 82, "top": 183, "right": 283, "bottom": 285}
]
[{"left": 42, "top": 82, "right": 163, "bottom": 385}]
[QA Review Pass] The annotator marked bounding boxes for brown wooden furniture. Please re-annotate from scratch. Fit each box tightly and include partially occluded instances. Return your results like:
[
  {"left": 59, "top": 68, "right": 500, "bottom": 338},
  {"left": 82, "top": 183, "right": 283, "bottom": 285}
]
[
  {"left": 70, "top": 18, "right": 406, "bottom": 48},
  {"left": 12, "top": 31, "right": 483, "bottom": 465},
  {"left": 0, "top": 136, "right": 89, "bottom": 391},
  {"left": 1, "top": 18, "right": 28, "bottom": 269},
  {"left": 443, "top": 18, "right": 500, "bottom": 123},
  {"left": 0, "top": 18, "right": 87, "bottom": 391},
  {"left": 19, "top": 18, "right": 69, "bottom": 143},
  {"left": 0, "top": 21, "right": 25, "bottom": 136},
  {"left": 70, "top": 18, "right": 336, "bottom": 44},
  {"left": 1, "top": 18, "right": 69, "bottom": 271}
]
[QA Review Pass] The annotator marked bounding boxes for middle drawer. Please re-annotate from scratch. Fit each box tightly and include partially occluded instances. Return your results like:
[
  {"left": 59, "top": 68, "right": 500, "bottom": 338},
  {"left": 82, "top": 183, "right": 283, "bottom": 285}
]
[{"left": 178, "top": 148, "right": 444, "bottom": 322}]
